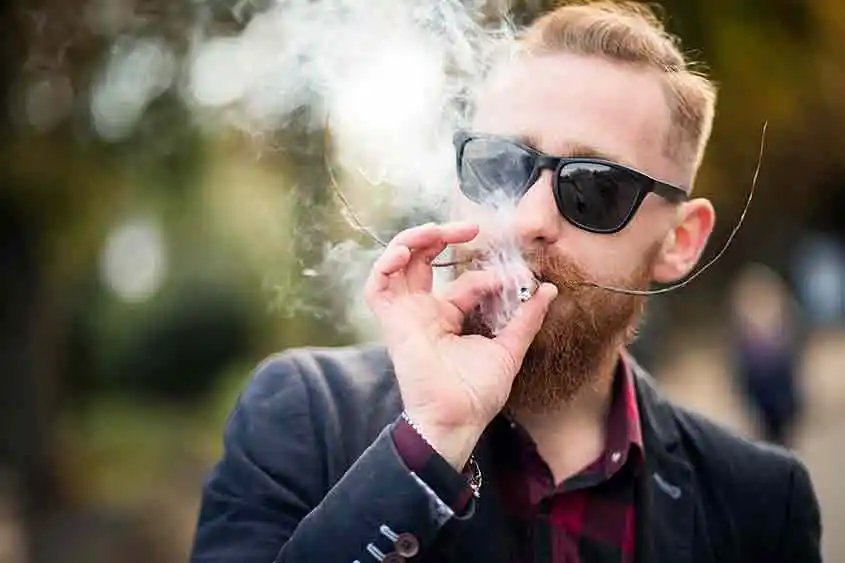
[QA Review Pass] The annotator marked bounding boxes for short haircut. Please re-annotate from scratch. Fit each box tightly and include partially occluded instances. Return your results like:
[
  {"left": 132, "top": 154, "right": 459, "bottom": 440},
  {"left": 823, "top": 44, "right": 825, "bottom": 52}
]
[{"left": 520, "top": 1, "right": 717, "bottom": 184}]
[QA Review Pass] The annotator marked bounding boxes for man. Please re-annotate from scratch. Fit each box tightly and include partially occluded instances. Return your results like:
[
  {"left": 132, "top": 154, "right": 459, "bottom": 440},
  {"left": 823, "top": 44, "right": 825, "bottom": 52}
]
[{"left": 190, "top": 2, "right": 822, "bottom": 562}]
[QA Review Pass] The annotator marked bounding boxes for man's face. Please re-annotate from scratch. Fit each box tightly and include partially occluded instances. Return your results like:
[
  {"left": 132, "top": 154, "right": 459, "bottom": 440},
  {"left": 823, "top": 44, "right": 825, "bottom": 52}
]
[{"left": 455, "top": 52, "right": 687, "bottom": 413}]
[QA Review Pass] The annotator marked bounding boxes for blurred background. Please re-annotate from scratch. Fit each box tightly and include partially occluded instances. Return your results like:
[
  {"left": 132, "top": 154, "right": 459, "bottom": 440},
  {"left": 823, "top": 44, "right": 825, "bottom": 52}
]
[{"left": 1, "top": 0, "right": 844, "bottom": 561}]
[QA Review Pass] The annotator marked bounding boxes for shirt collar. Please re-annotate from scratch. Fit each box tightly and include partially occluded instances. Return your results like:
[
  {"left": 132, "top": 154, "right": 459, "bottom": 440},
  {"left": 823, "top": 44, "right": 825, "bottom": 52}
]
[
  {"left": 492, "top": 354, "right": 644, "bottom": 479},
  {"left": 603, "top": 354, "right": 644, "bottom": 473}
]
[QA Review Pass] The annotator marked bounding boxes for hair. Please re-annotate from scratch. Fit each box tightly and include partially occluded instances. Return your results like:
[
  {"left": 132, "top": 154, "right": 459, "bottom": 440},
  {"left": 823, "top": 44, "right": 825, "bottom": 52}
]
[{"left": 518, "top": 1, "right": 717, "bottom": 185}]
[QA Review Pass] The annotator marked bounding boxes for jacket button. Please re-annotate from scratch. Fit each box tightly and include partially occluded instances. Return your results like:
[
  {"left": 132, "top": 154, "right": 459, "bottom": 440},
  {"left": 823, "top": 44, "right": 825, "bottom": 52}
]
[
  {"left": 382, "top": 553, "right": 406, "bottom": 563},
  {"left": 394, "top": 533, "right": 420, "bottom": 557}
]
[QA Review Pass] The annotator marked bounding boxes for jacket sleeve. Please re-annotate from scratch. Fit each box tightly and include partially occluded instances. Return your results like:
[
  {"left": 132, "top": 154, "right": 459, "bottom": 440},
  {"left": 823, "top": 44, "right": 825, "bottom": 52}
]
[
  {"left": 776, "top": 458, "right": 822, "bottom": 563},
  {"left": 189, "top": 354, "right": 474, "bottom": 563}
]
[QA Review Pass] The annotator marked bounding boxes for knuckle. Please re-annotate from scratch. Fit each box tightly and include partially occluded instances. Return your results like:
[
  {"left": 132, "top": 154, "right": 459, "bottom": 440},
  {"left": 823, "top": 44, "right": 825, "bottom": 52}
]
[
  {"left": 400, "top": 222, "right": 433, "bottom": 238},
  {"left": 396, "top": 223, "right": 439, "bottom": 246}
]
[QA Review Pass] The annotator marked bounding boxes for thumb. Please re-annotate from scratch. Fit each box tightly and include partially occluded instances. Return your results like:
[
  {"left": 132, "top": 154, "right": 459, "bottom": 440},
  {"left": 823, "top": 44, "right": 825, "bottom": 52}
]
[{"left": 493, "top": 282, "right": 558, "bottom": 364}]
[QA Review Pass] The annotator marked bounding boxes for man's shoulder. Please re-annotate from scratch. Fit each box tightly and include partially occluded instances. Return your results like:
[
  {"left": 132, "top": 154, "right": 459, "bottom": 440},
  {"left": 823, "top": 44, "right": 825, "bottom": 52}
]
[
  {"left": 630, "top": 359, "right": 801, "bottom": 473},
  {"left": 666, "top": 396, "right": 820, "bottom": 558},
  {"left": 251, "top": 341, "right": 392, "bottom": 388},
  {"left": 240, "top": 342, "right": 401, "bottom": 438},
  {"left": 641, "top": 373, "right": 811, "bottom": 532},
  {"left": 632, "top": 363, "right": 806, "bottom": 508},
  {"left": 671, "top": 399, "right": 802, "bottom": 475}
]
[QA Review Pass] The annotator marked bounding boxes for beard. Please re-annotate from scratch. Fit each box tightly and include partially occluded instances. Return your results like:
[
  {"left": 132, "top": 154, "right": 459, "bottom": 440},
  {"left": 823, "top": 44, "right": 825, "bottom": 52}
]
[{"left": 459, "top": 246, "right": 657, "bottom": 414}]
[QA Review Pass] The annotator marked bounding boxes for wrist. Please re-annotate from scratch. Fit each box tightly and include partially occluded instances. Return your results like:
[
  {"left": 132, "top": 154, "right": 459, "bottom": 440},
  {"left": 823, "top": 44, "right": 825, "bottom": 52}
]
[{"left": 401, "top": 411, "right": 485, "bottom": 472}]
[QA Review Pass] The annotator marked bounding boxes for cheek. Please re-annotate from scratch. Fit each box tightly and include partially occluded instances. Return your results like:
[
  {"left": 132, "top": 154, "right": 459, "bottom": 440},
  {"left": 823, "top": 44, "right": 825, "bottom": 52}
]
[
  {"left": 593, "top": 249, "right": 643, "bottom": 280},
  {"left": 629, "top": 199, "right": 675, "bottom": 245},
  {"left": 610, "top": 208, "right": 669, "bottom": 272}
]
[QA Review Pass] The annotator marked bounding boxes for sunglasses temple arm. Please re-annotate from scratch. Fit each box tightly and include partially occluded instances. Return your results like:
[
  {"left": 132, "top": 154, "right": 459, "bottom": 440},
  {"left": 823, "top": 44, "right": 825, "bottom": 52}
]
[{"left": 583, "top": 121, "right": 767, "bottom": 296}]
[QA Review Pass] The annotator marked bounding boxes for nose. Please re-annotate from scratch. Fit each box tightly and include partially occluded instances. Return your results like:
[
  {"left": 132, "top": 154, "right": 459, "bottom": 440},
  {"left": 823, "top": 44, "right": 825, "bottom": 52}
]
[{"left": 511, "top": 171, "right": 562, "bottom": 250}]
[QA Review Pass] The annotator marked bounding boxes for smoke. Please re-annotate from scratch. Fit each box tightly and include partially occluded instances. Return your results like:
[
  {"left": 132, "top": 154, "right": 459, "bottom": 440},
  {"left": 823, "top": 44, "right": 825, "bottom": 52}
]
[
  {"left": 455, "top": 188, "right": 540, "bottom": 335},
  {"left": 84, "top": 0, "right": 530, "bottom": 334},
  {"left": 184, "top": 0, "right": 517, "bottom": 200},
  {"left": 180, "top": 0, "right": 527, "bottom": 332}
]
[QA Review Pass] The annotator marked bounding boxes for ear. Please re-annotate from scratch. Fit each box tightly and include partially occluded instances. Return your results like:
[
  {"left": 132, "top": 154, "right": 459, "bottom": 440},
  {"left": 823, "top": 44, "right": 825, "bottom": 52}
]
[{"left": 651, "top": 198, "right": 716, "bottom": 284}]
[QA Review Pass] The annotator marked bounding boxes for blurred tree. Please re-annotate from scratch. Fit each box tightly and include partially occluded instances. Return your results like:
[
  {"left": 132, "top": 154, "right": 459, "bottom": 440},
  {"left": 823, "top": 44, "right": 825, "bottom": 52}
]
[
  {"left": 1, "top": 2, "right": 265, "bottom": 560},
  {"left": 0, "top": 0, "right": 66, "bottom": 544}
]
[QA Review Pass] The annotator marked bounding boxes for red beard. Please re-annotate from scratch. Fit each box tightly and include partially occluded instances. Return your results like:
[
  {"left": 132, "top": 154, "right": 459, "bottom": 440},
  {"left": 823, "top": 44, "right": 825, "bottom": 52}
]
[{"left": 459, "top": 247, "right": 655, "bottom": 413}]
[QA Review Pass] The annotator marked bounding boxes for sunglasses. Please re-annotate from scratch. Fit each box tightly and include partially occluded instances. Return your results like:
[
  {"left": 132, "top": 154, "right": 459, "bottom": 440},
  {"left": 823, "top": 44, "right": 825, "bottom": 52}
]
[{"left": 454, "top": 131, "right": 689, "bottom": 234}]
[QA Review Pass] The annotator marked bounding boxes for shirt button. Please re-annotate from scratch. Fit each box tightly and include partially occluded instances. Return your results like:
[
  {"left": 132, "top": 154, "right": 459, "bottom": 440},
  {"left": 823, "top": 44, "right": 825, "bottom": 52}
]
[
  {"left": 611, "top": 451, "right": 622, "bottom": 463},
  {"left": 394, "top": 533, "right": 420, "bottom": 557},
  {"left": 382, "top": 553, "right": 406, "bottom": 563}
]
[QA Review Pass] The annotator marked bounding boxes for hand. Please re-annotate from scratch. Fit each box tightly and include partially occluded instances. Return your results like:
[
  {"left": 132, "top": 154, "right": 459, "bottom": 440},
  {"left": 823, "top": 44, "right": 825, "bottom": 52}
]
[{"left": 364, "top": 221, "right": 557, "bottom": 469}]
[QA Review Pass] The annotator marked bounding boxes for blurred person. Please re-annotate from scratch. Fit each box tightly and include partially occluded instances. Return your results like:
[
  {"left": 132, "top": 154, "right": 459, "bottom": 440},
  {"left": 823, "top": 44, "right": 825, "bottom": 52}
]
[
  {"left": 792, "top": 231, "right": 845, "bottom": 330},
  {"left": 729, "top": 264, "right": 803, "bottom": 447},
  {"left": 190, "top": 3, "right": 822, "bottom": 562}
]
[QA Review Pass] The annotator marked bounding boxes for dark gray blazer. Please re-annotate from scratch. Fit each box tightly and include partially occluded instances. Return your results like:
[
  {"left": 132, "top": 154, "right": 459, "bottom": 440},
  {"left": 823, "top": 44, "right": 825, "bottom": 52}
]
[{"left": 189, "top": 343, "right": 822, "bottom": 563}]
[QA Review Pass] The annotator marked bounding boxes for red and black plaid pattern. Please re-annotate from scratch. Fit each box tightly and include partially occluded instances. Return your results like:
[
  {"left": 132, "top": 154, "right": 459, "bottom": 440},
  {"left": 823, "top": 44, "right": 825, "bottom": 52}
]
[{"left": 393, "top": 359, "right": 643, "bottom": 562}]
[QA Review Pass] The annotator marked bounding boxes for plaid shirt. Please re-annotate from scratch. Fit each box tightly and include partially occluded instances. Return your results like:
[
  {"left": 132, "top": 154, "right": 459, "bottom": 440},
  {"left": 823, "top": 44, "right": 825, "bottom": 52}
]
[{"left": 392, "top": 359, "right": 643, "bottom": 563}]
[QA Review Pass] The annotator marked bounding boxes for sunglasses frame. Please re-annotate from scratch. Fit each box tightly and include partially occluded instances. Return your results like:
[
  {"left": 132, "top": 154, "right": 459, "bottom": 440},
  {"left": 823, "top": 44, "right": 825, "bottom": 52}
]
[{"left": 454, "top": 130, "right": 689, "bottom": 234}]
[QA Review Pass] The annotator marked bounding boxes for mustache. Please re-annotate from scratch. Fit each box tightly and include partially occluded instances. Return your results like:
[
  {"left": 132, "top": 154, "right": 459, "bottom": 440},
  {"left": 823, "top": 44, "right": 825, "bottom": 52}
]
[
  {"left": 461, "top": 246, "right": 590, "bottom": 293},
  {"left": 523, "top": 250, "right": 586, "bottom": 285},
  {"left": 484, "top": 248, "right": 591, "bottom": 294}
]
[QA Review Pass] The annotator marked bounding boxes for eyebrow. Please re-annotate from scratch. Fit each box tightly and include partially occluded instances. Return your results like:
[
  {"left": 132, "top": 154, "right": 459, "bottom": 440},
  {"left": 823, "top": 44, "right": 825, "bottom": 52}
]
[{"left": 517, "top": 134, "right": 625, "bottom": 164}]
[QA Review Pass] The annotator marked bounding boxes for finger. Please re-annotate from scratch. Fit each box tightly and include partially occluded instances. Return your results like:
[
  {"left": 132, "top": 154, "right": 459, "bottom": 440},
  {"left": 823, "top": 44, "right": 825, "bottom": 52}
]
[
  {"left": 364, "top": 244, "right": 411, "bottom": 302},
  {"left": 364, "top": 221, "right": 476, "bottom": 306},
  {"left": 395, "top": 222, "right": 478, "bottom": 293},
  {"left": 440, "top": 270, "right": 502, "bottom": 319},
  {"left": 390, "top": 221, "right": 479, "bottom": 253},
  {"left": 407, "top": 240, "right": 461, "bottom": 294},
  {"left": 494, "top": 282, "right": 558, "bottom": 363}
]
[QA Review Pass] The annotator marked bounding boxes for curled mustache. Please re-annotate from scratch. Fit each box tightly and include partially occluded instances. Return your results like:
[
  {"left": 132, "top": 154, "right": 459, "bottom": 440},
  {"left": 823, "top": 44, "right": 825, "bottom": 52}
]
[
  {"left": 524, "top": 250, "right": 589, "bottom": 292},
  {"left": 461, "top": 246, "right": 591, "bottom": 294}
]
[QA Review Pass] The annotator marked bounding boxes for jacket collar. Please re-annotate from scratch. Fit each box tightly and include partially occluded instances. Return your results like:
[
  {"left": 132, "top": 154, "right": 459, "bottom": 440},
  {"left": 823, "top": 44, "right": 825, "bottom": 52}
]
[
  {"left": 625, "top": 352, "right": 681, "bottom": 451},
  {"left": 626, "top": 353, "right": 698, "bottom": 563}
]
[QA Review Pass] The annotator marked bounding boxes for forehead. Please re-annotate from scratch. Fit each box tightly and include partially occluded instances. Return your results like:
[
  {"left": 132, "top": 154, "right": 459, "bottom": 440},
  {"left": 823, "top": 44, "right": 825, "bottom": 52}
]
[{"left": 472, "top": 53, "right": 674, "bottom": 177}]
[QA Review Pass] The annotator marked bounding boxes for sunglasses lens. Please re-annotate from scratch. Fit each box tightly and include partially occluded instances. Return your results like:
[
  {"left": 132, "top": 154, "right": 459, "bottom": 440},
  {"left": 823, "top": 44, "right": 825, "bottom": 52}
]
[
  {"left": 556, "top": 163, "right": 643, "bottom": 232},
  {"left": 459, "top": 137, "right": 534, "bottom": 203}
]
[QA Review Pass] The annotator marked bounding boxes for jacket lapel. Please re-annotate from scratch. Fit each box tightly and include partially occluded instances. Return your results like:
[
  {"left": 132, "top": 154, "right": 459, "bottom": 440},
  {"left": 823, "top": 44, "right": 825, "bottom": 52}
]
[
  {"left": 636, "top": 447, "right": 695, "bottom": 563},
  {"left": 630, "top": 359, "right": 696, "bottom": 563}
]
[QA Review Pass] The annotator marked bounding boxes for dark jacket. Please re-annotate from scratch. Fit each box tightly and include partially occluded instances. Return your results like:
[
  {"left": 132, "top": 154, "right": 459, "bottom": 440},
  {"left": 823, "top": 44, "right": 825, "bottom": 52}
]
[{"left": 189, "top": 343, "right": 822, "bottom": 563}]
